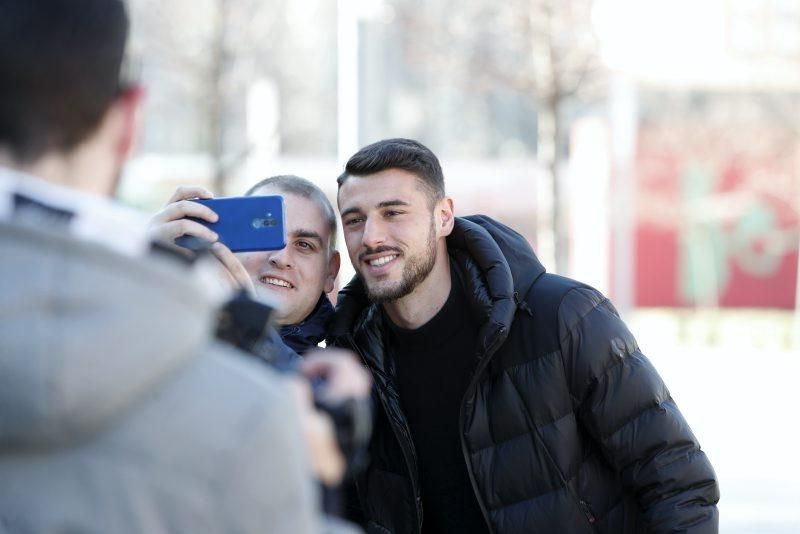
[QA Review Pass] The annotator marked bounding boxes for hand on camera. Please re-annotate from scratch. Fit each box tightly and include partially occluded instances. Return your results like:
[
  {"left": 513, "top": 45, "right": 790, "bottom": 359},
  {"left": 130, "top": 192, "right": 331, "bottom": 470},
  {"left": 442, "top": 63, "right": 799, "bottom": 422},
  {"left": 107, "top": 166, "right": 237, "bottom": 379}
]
[
  {"left": 301, "top": 349, "right": 372, "bottom": 405},
  {"left": 301, "top": 349, "right": 373, "bottom": 478},
  {"left": 287, "top": 377, "right": 347, "bottom": 487}
]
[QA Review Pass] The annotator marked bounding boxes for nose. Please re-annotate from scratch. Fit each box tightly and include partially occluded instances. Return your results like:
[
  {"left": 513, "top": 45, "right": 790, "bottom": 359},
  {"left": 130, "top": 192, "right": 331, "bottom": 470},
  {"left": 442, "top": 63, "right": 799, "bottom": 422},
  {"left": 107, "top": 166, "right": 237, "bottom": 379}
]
[
  {"left": 361, "top": 216, "right": 387, "bottom": 249},
  {"left": 268, "top": 247, "right": 292, "bottom": 269}
]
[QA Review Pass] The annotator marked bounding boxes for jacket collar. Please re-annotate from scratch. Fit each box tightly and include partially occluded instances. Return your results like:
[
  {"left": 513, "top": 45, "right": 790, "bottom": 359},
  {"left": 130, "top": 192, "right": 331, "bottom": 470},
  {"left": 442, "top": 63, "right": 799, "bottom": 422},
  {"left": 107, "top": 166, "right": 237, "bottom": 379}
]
[
  {"left": 279, "top": 293, "right": 334, "bottom": 354},
  {"left": 330, "top": 215, "right": 546, "bottom": 355},
  {"left": 455, "top": 215, "right": 545, "bottom": 303}
]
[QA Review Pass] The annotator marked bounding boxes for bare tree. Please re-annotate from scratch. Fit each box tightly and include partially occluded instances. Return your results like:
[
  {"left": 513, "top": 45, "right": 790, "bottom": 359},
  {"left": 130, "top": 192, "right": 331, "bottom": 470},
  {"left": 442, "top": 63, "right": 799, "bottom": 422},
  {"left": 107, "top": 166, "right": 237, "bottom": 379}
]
[
  {"left": 130, "top": 0, "right": 287, "bottom": 194},
  {"left": 390, "top": 0, "right": 604, "bottom": 272}
]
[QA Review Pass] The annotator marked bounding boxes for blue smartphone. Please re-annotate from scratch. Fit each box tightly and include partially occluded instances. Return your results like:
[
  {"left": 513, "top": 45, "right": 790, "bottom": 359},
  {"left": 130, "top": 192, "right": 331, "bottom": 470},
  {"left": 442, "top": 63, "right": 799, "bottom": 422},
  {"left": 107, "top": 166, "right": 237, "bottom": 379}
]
[{"left": 174, "top": 195, "right": 286, "bottom": 252}]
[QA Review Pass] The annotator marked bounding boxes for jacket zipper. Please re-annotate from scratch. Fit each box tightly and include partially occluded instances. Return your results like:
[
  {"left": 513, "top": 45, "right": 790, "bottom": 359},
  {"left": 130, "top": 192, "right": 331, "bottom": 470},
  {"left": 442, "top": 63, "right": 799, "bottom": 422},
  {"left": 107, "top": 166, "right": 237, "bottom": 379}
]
[
  {"left": 458, "top": 325, "right": 507, "bottom": 534},
  {"left": 347, "top": 334, "right": 424, "bottom": 533},
  {"left": 578, "top": 500, "right": 597, "bottom": 525}
]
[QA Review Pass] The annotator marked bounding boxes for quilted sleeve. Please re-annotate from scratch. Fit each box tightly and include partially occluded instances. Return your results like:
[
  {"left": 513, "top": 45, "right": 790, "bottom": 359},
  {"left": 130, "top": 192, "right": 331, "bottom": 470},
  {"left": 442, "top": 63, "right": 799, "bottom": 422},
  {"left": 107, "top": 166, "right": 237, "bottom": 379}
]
[{"left": 558, "top": 287, "right": 720, "bottom": 533}]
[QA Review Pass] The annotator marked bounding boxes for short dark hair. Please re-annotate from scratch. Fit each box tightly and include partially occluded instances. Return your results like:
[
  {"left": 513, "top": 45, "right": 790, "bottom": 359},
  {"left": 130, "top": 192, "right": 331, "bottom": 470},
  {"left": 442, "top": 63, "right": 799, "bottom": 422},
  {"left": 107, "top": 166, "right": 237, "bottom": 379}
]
[
  {"left": 245, "top": 175, "right": 338, "bottom": 257},
  {"left": 0, "top": 0, "right": 130, "bottom": 163},
  {"left": 337, "top": 138, "right": 445, "bottom": 206}
]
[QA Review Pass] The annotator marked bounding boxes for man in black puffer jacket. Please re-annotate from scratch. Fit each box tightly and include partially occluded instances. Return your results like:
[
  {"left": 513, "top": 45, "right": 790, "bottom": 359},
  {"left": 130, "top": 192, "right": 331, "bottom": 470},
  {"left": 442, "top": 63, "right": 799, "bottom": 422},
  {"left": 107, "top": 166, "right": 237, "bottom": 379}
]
[{"left": 329, "top": 138, "right": 719, "bottom": 534}]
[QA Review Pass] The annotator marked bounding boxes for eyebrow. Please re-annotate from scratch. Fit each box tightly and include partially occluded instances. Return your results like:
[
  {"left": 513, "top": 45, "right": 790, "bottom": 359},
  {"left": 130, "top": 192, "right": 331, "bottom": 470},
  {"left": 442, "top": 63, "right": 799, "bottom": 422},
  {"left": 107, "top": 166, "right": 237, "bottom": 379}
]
[
  {"left": 292, "top": 229, "right": 324, "bottom": 245},
  {"left": 339, "top": 207, "right": 361, "bottom": 219},
  {"left": 377, "top": 199, "right": 411, "bottom": 209},
  {"left": 340, "top": 199, "right": 411, "bottom": 219}
]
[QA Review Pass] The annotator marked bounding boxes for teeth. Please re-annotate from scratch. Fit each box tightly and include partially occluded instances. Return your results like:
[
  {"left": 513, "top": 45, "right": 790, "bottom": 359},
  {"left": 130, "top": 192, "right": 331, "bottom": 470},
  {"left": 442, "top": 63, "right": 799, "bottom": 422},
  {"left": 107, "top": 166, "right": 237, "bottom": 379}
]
[
  {"left": 369, "top": 255, "right": 397, "bottom": 267},
  {"left": 262, "top": 277, "right": 293, "bottom": 288}
]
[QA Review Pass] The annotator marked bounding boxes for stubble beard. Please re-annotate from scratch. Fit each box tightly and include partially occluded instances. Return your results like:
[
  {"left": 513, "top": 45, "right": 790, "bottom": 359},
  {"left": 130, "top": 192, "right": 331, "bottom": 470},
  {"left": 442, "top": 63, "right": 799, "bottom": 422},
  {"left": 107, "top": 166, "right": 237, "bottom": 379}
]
[{"left": 361, "top": 219, "right": 437, "bottom": 304}]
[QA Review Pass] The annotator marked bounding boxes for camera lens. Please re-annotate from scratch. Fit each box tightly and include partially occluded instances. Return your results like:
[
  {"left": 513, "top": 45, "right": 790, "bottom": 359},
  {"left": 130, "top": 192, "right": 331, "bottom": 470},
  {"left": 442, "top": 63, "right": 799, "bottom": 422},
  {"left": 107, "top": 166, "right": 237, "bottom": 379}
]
[{"left": 251, "top": 218, "right": 276, "bottom": 229}]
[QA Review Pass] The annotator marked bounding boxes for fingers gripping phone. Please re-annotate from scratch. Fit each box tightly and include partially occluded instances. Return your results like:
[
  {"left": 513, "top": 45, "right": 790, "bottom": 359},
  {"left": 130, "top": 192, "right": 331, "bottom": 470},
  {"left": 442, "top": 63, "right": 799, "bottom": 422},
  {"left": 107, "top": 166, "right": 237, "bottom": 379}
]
[{"left": 175, "top": 196, "right": 286, "bottom": 252}]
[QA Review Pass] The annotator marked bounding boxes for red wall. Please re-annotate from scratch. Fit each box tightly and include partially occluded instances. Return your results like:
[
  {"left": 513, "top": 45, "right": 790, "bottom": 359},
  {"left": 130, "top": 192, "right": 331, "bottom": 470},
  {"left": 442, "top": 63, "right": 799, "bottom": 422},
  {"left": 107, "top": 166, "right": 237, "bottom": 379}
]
[{"left": 633, "top": 123, "right": 799, "bottom": 309}]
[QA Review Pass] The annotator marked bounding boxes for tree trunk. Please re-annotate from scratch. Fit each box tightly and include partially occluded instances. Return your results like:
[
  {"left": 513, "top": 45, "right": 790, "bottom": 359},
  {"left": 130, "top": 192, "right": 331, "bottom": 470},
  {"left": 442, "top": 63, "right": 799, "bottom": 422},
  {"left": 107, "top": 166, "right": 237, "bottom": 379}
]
[
  {"left": 536, "top": 98, "right": 560, "bottom": 272},
  {"left": 529, "top": 0, "right": 569, "bottom": 274},
  {"left": 552, "top": 104, "right": 567, "bottom": 275},
  {"left": 209, "top": 0, "right": 228, "bottom": 195}
]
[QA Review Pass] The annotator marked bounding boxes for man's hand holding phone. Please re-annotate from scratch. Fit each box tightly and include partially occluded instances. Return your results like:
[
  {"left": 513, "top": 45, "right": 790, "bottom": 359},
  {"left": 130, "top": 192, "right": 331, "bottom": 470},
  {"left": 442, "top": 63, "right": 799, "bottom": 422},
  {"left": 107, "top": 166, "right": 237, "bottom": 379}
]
[
  {"left": 148, "top": 185, "right": 219, "bottom": 243},
  {"left": 148, "top": 186, "right": 254, "bottom": 295}
]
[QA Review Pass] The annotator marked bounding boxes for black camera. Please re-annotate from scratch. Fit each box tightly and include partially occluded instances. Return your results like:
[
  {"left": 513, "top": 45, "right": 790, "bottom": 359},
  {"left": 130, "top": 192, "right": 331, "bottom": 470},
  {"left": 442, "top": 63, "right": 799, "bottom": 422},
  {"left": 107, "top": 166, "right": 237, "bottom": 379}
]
[{"left": 215, "top": 292, "right": 371, "bottom": 477}]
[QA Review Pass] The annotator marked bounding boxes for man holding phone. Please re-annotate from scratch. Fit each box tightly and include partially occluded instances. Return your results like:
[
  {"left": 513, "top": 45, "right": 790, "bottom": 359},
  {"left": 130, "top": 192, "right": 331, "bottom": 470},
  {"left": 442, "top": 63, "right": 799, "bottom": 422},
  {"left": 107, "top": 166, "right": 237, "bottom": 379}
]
[
  {"left": 150, "top": 176, "right": 343, "bottom": 357},
  {"left": 149, "top": 176, "right": 372, "bottom": 479}
]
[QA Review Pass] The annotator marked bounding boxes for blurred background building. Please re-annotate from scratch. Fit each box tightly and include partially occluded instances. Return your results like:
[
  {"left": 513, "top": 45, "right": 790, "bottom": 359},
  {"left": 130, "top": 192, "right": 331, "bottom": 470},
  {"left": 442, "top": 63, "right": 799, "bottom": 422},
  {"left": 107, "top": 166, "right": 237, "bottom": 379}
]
[{"left": 122, "top": 0, "right": 799, "bottom": 531}]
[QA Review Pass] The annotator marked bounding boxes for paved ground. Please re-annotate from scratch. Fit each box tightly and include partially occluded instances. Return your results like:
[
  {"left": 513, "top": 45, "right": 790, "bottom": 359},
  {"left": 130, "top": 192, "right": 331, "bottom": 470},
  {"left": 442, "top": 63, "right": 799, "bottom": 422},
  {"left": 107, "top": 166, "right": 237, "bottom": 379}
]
[{"left": 629, "top": 309, "right": 800, "bottom": 533}]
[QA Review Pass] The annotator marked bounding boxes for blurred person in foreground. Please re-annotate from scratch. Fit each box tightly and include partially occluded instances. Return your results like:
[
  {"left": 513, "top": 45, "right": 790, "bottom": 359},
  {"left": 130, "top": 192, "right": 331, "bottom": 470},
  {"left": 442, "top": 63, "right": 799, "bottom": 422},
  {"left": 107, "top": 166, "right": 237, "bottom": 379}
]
[
  {"left": 0, "top": 1, "right": 340, "bottom": 532},
  {"left": 149, "top": 177, "right": 373, "bottom": 511},
  {"left": 328, "top": 138, "right": 720, "bottom": 533}
]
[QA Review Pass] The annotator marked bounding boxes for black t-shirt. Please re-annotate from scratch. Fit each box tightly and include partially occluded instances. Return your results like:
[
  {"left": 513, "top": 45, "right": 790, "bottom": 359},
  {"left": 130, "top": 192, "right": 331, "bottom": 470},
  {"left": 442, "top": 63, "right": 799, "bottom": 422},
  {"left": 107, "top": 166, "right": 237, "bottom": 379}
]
[{"left": 386, "top": 265, "right": 489, "bottom": 534}]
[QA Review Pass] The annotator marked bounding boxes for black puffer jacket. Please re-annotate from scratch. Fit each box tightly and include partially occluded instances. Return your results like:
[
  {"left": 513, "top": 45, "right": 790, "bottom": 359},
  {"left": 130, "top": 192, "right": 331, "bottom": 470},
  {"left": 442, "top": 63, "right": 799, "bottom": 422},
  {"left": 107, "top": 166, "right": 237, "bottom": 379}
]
[{"left": 329, "top": 216, "right": 719, "bottom": 534}]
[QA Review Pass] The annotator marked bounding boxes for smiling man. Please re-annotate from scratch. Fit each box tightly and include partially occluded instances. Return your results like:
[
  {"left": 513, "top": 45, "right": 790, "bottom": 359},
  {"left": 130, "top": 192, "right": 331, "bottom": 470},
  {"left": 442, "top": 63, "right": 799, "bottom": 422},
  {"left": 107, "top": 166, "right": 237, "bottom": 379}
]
[
  {"left": 149, "top": 175, "right": 373, "bottom": 504},
  {"left": 150, "top": 175, "right": 340, "bottom": 357},
  {"left": 239, "top": 176, "right": 341, "bottom": 354},
  {"left": 329, "top": 138, "right": 719, "bottom": 534}
]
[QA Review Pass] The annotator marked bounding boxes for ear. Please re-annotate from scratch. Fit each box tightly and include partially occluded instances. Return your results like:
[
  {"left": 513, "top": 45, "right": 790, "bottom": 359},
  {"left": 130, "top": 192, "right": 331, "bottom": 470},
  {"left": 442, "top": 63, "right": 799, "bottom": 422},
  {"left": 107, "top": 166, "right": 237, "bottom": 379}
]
[
  {"left": 323, "top": 250, "right": 341, "bottom": 294},
  {"left": 114, "top": 85, "right": 146, "bottom": 161},
  {"left": 98, "top": 84, "right": 145, "bottom": 167},
  {"left": 437, "top": 196, "right": 455, "bottom": 237},
  {"left": 81, "top": 84, "right": 145, "bottom": 196}
]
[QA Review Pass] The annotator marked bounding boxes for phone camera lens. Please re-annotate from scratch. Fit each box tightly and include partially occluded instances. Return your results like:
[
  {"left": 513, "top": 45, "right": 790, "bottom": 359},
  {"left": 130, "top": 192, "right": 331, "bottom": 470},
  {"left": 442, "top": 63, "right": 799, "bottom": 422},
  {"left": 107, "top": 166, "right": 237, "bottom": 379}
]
[{"left": 252, "top": 218, "right": 276, "bottom": 229}]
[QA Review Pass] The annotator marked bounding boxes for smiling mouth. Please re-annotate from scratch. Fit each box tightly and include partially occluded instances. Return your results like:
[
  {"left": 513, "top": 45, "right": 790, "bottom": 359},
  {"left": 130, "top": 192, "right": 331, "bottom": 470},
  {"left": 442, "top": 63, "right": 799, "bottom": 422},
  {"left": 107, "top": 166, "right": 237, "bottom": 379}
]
[
  {"left": 259, "top": 276, "right": 294, "bottom": 289},
  {"left": 366, "top": 254, "right": 399, "bottom": 267}
]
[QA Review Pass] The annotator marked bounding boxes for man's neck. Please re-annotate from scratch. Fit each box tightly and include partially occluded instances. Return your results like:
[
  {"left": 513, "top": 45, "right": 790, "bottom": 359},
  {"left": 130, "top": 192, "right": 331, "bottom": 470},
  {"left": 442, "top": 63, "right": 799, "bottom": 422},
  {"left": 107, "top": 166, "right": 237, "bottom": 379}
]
[
  {"left": 0, "top": 145, "right": 114, "bottom": 198},
  {"left": 382, "top": 245, "right": 452, "bottom": 330}
]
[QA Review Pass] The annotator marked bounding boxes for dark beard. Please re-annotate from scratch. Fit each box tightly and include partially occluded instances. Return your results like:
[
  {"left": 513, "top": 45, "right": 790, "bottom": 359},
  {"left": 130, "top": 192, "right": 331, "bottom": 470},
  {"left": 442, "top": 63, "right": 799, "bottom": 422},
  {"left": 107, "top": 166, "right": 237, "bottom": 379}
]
[{"left": 362, "top": 219, "right": 437, "bottom": 304}]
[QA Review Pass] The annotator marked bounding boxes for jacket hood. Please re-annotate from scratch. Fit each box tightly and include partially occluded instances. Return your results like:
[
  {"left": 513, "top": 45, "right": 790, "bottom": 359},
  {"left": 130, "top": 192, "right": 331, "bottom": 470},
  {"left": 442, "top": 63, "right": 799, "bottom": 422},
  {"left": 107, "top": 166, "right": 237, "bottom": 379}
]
[
  {"left": 0, "top": 222, "right": 228, "bottom": 449},
  {"left": 448, "top": 215, "right": 544, "bottom": 322},
  {"left": 280, "top": 294, "right": 334, "bottom": 355},
  {"left": 330, "top": 215, "right": 545, "bottom": 340}
]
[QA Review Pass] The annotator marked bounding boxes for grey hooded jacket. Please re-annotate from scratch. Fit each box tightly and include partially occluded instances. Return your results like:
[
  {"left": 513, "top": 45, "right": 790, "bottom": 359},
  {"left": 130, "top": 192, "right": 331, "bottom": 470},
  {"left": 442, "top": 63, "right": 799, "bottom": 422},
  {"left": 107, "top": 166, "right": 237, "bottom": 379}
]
[{"left": 0, "top": 196, "right": 321, "bottom": 533}]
